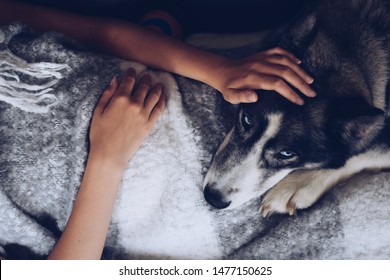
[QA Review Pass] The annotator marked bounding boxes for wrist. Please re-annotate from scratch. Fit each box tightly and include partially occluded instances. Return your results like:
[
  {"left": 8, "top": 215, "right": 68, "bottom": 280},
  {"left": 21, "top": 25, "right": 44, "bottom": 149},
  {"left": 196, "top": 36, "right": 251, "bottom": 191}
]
[
  {"left": 197, "top": 55, "right": 230, "bottom": 92},
  {"left": 86, "top": 150, "right": 128, "bottom": 175},
  {"left": 168, "top": 42, "right": 229, "bottom": 91}
]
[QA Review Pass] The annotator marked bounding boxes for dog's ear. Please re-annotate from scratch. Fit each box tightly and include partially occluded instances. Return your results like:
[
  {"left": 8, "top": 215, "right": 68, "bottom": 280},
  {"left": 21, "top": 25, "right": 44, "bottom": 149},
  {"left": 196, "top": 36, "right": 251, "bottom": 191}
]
[
  {"left": 329, "top": 99, "right": 385, "bottom": 153},
  {"left": 284, "top": 10, "right": 317, "bottom": 49}
]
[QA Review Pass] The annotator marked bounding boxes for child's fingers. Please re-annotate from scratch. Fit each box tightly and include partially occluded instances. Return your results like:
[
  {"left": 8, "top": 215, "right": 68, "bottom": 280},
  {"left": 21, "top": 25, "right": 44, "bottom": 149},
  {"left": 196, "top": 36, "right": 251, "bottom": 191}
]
[
  {"left": 228, "top": 72, "right": 304, "bottom": 105},
  {"left": 116, "top": 68, "right": 137, "bottom": 97},
  {"left": 259, "top": 62, "right": 316, "bottom": 98},
  {"left": 94, "top": 77, "right": 118, "bottom": 115},
  {"left": 266, "top": 55, "right": 314, "bottom": 84},
  {"left": 132, "top": 74, "right": 152, "bottom": 103},
  {"left": 148, "top": 90, "right": 166, "bottom": 124},
  {"left": 259, "top": 75, "right": 304, "bottom": 105},
  {"left": 223, "top": 89, "right": 258, "bottom": 104},
  {"left": 262, "top": 49, "right": 317, "bottom": 98},
  {"left": 264, "top": 47, "right": 302, "bottom": 64},
  {"left": 144, "top": 83, "right": 165, "bottom": 116}
]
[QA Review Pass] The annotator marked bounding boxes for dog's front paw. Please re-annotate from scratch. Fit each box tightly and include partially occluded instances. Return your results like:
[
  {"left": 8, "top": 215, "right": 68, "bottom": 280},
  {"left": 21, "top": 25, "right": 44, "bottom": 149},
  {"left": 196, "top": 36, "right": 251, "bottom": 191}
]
[
  {"left": 259, "top": 169, "right": 327, "bottom": 217},
  {"left": 259, "top": 182, "right": 300, "bottom": 217}
]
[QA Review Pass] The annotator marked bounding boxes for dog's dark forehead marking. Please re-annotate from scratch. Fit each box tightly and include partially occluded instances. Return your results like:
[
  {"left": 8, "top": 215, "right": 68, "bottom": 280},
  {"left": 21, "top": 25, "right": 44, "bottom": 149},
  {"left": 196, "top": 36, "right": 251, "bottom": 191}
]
[
  {"left": 242, "top": 91, "right": 311, "bottom": 129},
  {"left": 251, "top": 90, "right": 307, "bottom": 114},
  {"left": 241, "top": 91, "right": 330, "bottom": 158}
]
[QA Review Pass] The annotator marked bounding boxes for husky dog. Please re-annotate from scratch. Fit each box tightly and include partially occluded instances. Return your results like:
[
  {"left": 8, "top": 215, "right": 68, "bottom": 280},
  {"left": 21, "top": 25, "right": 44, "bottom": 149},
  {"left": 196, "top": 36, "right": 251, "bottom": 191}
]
[{"left": 203, "top": 0, "right": 390, "bottom": 215}]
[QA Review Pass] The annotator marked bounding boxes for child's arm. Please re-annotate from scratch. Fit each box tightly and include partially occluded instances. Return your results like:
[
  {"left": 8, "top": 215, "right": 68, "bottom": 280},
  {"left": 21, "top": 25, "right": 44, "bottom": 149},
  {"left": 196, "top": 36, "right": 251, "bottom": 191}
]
[
  {"left": 48, "top": 69, "right": 165, "bottom": 259},
  {"left": 0, "top": 0, "right": 315, "bottom": 105}
]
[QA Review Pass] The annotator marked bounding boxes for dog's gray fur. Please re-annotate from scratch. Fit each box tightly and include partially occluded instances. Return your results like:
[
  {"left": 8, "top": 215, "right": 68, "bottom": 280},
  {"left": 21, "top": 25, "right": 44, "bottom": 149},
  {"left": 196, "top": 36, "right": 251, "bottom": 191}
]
[{"left": 203, "top": 0, "right": 390, "bottom": 214}]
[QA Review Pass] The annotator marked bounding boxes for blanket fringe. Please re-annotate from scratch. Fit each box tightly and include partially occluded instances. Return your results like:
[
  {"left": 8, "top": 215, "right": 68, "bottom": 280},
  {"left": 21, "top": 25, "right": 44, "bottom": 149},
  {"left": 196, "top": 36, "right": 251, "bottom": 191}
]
[{"left": 0, "top": 49, "right": 71, "bottom": 113}]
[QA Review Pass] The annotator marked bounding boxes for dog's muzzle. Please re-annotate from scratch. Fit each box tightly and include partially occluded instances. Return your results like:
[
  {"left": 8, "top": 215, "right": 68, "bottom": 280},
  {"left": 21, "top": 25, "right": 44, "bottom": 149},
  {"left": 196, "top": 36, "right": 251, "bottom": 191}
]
[{"left": 203, "top": 185, "right": 231, "bottom": 209}]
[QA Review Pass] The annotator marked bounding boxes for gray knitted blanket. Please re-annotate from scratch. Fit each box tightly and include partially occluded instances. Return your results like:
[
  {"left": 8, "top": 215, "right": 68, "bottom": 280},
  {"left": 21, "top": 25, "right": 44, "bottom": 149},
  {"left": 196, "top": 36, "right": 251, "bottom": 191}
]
[{"left": 1, "top": 22, "right": 389, "bottom": 260}]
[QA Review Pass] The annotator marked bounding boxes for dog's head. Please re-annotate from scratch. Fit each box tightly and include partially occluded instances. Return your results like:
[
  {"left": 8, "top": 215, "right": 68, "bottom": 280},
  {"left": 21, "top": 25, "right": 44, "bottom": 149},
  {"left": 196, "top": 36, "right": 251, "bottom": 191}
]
[{"left": 203, "top": 90, "right": 385, "bottom": 209}]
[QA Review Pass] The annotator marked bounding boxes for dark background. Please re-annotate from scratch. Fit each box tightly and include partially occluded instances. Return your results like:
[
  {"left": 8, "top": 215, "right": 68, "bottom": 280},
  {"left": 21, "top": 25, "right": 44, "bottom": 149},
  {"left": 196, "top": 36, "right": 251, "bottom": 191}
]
[{"left": 17, "top": 0, "right": 316, "bottom": 36}]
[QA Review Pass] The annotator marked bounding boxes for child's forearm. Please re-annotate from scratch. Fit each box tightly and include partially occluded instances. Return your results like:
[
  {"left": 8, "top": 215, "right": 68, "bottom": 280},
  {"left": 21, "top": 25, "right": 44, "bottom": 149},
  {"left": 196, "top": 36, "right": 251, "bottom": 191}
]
[
  {"left": 0, "top": 0, "right": 226, "bottom": 90},
  {"left": 47, "top": 157, "right": 124, "bottom": 260},
  {"left": 0, "top": 0, "right": 96, "bottom": 46},
  {"left": 95, "top": 20, "right": 227, "bottom": 90}
]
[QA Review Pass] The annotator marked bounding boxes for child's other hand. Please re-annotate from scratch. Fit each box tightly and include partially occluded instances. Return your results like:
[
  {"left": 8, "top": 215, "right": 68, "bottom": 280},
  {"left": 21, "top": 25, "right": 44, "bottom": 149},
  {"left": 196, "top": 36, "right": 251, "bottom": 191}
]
[
  {"left": 214, "top": 47, "right": 316, "bottom": 105},
  {"left": 89, "top": 68, "right": 166, "bottom": 168}
]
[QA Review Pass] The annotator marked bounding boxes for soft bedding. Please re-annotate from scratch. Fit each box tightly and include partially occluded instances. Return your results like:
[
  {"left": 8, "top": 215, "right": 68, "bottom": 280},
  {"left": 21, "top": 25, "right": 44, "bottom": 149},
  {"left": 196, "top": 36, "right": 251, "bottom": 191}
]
[{"left": 0, "top": 22, "right": 390, "bottom": 260}]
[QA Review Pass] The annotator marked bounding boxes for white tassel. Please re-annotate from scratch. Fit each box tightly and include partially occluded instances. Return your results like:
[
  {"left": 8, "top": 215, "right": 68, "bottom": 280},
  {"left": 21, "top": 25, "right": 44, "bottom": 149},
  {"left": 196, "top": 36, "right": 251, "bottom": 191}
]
[{"left": 0, "top": 49, "right": 71, "bottom": 113}]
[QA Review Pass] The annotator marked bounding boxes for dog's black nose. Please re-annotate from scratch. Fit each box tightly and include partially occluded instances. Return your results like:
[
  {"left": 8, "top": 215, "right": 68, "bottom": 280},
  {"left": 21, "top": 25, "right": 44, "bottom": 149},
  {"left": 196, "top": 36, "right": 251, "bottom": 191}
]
[{"left": 204, "top": 185, "right": 231, "bottom": 209}]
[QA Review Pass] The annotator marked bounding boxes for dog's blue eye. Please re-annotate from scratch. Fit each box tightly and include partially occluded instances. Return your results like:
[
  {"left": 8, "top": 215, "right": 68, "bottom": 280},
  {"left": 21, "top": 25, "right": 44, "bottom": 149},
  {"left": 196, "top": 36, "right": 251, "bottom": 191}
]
[
  {"left": 244, "top": 115, "right": 251, "bottom": 125},
  {"left": 277, "top": 150, "right": 297, "bottom": 160},
  {"left": 241, "top": 112, "right": 253, "bottom": 131}
]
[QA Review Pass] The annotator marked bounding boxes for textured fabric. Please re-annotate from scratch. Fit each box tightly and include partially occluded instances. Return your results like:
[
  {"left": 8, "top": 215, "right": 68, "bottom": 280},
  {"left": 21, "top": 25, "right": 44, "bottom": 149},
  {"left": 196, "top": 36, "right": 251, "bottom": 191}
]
[{"left": 0, "top": 49, "right": 70, "bottom": 113}]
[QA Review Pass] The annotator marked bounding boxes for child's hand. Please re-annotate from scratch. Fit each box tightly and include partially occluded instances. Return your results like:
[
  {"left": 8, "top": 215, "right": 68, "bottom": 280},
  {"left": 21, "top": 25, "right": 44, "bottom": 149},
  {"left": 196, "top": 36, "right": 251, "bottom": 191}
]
[
  {"left": 89, "top": 68, "right": 166, "bottom": 168},
  {"left": 213, "top": 47, "right": 316, "bottom": 105}
]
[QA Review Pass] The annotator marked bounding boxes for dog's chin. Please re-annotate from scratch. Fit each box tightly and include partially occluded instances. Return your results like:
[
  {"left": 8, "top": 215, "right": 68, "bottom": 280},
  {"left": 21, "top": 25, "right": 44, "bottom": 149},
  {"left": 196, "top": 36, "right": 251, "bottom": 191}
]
[
  {"left": 208, "top": 197, "right": 254, "bottom": 210},
  {"left": 224, "top": 195, "right": 255, "bottom": 210}
]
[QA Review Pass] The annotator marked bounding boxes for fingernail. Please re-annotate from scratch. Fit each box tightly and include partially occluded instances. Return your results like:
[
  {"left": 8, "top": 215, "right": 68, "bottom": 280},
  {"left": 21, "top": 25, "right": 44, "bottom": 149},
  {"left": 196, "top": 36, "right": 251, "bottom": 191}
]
[
  {"left": 307, "top": 89, "right": 317, "bottom": 97},
  {"left": 292, "top": 55, "right": 302, "bottom": 64},
  {"left": 307, "top": 77, "right": 315, "bottom": 84},
  {"left": 247, "top": 93, "right": 258, "bottom": 102},
  {"left": 296, "top": 98, "right": 305, "bottom": 105},
  {"left": 141, "top": 74, "right": 152, "bottom": 84},
  {"left": 154, "top": 83, "right": 164, "bottom": 92},
  {"left": 125, "top": 67, "right": 136, "bottom": 76},
  {"left": 110, "top": 76, "right": 117, "bottom": 86}
]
